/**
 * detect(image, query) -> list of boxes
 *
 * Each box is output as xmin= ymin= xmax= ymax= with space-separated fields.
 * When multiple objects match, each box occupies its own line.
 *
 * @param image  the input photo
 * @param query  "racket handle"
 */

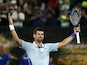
xmin=76 ymin=32 xmax=80 ymax=44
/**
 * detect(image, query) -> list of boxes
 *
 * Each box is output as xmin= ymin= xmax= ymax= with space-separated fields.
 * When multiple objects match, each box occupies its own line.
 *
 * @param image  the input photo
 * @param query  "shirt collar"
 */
xmin=33 ymin=41 xmax=44 ymax=48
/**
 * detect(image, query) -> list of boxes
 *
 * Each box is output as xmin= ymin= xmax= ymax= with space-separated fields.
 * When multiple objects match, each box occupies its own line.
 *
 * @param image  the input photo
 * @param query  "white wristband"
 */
xmin=9 ymin=24 xmax=15 ymax=30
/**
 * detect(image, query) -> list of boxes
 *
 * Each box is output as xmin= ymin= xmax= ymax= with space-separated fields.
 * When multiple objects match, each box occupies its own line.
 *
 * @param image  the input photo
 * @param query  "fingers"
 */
xmin=8 ymin=13 xmax=13 ymax=24
xmin=8 ymin=13 xmax=11 ymax=17
xmin=73 ymin=25 xmax=81 ymax=33
xmin=8 ymin=13 xmax=11 ymax=20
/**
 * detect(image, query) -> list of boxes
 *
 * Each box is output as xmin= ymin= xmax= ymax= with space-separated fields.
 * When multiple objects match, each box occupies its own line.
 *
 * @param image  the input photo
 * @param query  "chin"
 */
xmin=37 ymin=40 xmax=43 ymax=42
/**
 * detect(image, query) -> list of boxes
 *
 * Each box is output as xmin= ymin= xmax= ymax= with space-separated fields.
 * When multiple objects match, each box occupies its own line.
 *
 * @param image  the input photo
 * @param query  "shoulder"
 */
xmin=44 ymin=43 xmax=59 ymax=47
xmin=22 ymin=40 xmax=32 ymax=44
xmin=22 ymin=40 xmax=33 ymax=48
xmin=43 ymin=43 xmax=52 ymax=47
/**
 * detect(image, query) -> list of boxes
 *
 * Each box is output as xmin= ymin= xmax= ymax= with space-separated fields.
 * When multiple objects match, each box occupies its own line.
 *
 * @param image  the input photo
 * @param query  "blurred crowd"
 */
xmin=0 ymin=0 xmax=87 ymax=28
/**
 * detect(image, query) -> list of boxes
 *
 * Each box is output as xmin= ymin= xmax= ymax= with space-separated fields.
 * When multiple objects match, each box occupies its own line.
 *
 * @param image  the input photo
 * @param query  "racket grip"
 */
xmin=76 ymin=32 xmax=80 ymax=44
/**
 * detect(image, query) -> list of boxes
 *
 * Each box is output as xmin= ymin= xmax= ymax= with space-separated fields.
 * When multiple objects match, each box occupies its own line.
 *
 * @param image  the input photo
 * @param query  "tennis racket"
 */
xmin=70 ymin=8 xmax=81 ymax=44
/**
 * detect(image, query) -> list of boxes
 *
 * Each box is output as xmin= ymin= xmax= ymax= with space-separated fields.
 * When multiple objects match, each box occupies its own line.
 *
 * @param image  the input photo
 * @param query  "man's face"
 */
xmin=33 ymin=30 xmax=44 ymax=42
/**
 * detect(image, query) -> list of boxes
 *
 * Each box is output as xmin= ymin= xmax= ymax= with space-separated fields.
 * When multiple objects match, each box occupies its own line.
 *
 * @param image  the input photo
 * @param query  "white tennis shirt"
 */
xmin=22 ymin=40 xmax=59 ymax=65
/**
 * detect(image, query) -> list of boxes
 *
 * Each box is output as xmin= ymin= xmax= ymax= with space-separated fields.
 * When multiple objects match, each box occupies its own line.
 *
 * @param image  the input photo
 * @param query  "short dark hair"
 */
xmin=33 ymin=27 xmax=44 ymax=34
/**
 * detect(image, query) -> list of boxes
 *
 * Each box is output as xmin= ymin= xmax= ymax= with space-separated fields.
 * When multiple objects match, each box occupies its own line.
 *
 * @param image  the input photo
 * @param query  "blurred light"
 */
xmin=82 ymin=1 xmax=87 ymax=7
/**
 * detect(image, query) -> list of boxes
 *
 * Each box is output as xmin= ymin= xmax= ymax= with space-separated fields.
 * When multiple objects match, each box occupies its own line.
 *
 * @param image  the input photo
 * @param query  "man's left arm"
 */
xmin=58 ymin=26 xmax=80 ymax=48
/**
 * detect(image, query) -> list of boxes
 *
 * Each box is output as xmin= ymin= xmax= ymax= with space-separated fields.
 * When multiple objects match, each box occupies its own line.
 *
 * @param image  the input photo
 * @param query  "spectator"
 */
xmin=48 ymin=0 xmax=57 ymax=10
xmin=9 ymin=0 xmax=18 ymax=14
xmin=23 ymin=1 xmax=32 ymax=27
xmin=0 ymin=45 xmax=10 ymax=65
xmin=61 ymin=0 xmax=70 ymax=11
xmin=20 ymin=54 xmax=29 ymax=65
xmin=58 ymin=11 xmax=70 ymax=27
xmin=30 ymin=6 xmax=47 ymax=28
xmin=45 ymin=3 xmax=60 ymax=27
xmin=46 ymin=3 xmax=55 ymax=16
xmin=11 ymin=7 xmax=25 ymax=27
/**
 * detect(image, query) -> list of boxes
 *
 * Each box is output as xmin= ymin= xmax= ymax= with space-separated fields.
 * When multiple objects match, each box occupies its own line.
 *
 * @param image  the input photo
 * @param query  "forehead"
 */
xmin=36 ymin=30 xmax=44 ymax=34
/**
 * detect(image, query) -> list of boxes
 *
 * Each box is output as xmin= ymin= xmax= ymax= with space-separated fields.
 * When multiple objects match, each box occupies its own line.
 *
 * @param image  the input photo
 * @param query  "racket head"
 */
xmin=70 ymin=8 xmax=81 ymax=26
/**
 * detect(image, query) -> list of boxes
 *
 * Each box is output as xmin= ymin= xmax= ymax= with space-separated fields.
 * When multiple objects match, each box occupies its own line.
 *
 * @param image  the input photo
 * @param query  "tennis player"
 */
xmin=8 ymin=13 xmax=80 ymax=65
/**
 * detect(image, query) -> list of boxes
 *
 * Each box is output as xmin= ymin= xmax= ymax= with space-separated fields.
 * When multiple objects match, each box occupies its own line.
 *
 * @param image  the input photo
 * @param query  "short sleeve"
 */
xmin=22 ymin=40 xmax=31 ymax=51
xmin=46 ymin=43 xmax=59 ymax=52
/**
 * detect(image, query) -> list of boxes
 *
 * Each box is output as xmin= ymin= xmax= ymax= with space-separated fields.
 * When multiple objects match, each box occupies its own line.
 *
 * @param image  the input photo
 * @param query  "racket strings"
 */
xmin=70 ymin=8 xmax=81 ymax=26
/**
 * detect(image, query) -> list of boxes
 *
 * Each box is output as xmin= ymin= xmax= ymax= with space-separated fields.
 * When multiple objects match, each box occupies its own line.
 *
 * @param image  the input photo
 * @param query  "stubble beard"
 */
xmin=37 ymin=39 xmax=43 ymax=43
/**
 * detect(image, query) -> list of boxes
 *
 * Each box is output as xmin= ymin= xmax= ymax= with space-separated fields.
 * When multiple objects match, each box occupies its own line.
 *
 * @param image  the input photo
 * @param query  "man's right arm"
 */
xmin=8 ymin=13 xmax=22 ymax=46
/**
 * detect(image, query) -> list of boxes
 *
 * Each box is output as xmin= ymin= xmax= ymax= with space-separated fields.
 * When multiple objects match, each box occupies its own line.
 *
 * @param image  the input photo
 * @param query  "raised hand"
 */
xmin=73 ymin=25 xmax=81 ymax=43
xmin=8 ymin=13 xmax=13 ymax=24
xmin=73 ymin=25 xmax=81 ymax=33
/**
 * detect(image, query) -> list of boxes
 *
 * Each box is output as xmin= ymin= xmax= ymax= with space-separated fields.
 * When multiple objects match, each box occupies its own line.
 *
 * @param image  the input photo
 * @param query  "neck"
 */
xmin=35 ymin=41 xmax=42 ymax=47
